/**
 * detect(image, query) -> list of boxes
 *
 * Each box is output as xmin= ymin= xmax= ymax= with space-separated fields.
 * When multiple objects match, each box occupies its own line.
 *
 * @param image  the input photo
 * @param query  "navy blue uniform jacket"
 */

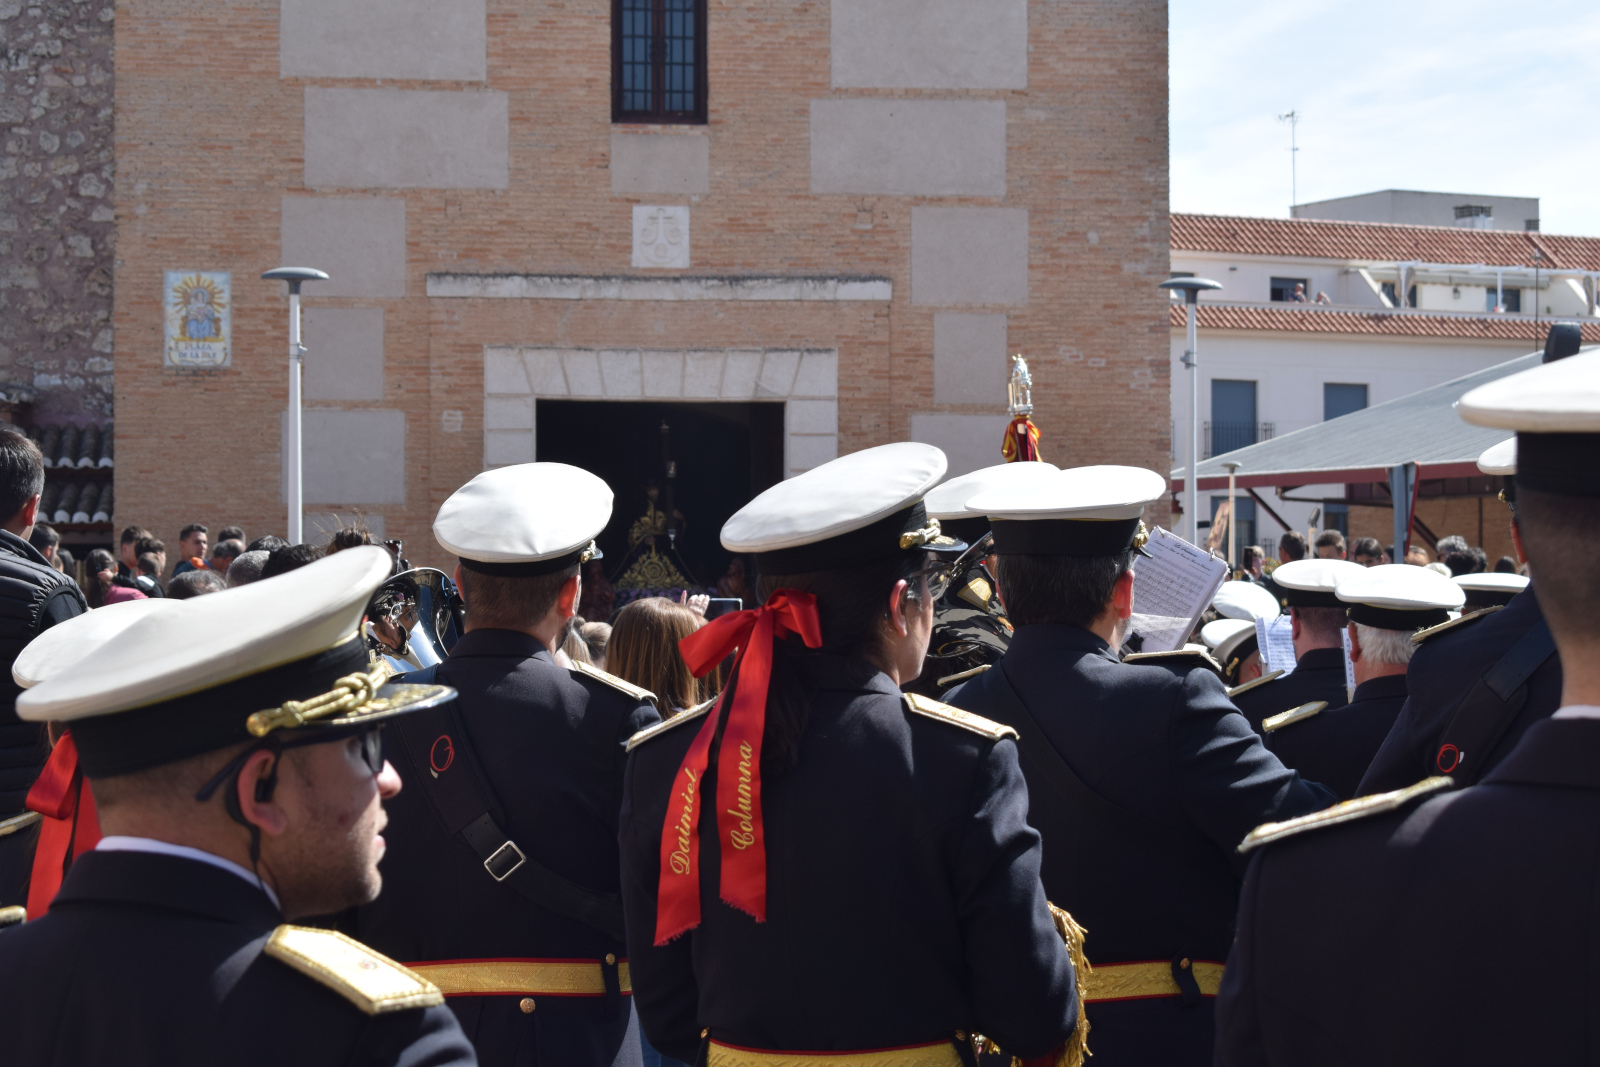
xmin=1218 ymin=715 xmax=1600 ymax=1066
xmin=1359 ymin=588 xmax=1562 ymax=795
xmin=947 ymin=624 xmax=1335 ymax=1067
xmin=1265 ymin=673 xmax=1406 ymax=800
xmin=1229 ymin=646 xmax=1349 ymax=736
xmin=0 ymin=850 xmax=474 ymax=1066
xmin=357 ymin=630 xmax=659 ymax=1067
xmin=619 ymin=654 xmax=1077 ymax=1065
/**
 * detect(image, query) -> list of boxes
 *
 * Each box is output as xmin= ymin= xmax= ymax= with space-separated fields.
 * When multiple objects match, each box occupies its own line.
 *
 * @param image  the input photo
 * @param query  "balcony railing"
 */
xmin=1204 ymin=421 xmax=1274 ymax=459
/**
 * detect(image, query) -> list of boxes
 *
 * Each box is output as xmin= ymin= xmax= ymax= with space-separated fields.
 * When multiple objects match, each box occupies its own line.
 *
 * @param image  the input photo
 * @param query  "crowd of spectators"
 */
xmin=1237 ymin=524 xmax=1520 ymax=586
xmin=52 ymin=519 xmax=379 ymax=607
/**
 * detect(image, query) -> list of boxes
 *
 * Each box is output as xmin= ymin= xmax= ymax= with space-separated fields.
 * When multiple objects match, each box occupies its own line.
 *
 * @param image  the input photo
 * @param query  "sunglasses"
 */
xmin=195 ymin=725 xmax=385 ymax=804
xmin=908 ymin=562 xmax=955 ymax=603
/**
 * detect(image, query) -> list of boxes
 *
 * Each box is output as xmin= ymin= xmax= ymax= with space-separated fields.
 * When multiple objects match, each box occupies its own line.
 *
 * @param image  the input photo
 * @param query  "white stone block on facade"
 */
xmin=910 ymin=412 xmax=1009 ymax=478
xmin=280 ymin=197 xmax=406 ymax=300
xmin=683 ymin=351 xmax=725 ymax=398
xmin=641 ymin=351 xmax=685 ymax=397
xmin=611 ymin=133 xmax=710 ymax=194
xmin=599 ymin=349 xmax=644 ymax=397
xmin=283 ymin=408 xmax=407 ymax=504
xmin=631 ymin=206 xmax=691 ymax=269
xmin=810 ymin=99 xmax=1006 ymax=197
xmin=484 ymin=396 xmax=534 ymax=431
xmin=281 ymin=0 xmax=487 ymax=81
xmin=524 ymin=349 xmax=569 ymax=395
xmin=792 ymin=350 xmax=840 ymax=397
xmin=304 ymin=88 xmax=509 ymax=190
xmin=720 ymin=350 xmax=762 ymax=398
xmin=831 ymin=0 xmax=1027 ymax=89
xmin=757 ymin=350 xmax=801 ymax=397
xmin=483 ymin=348 xmax=530 ymax=394
xmin=302 ymin=307 xmax=385 ymax=402
xmin=562 ymin=350 xmax=604 ymax=397
xmin=787 ymin=433 xmax=839 ymax=473
xmin=933 ymin=312 xmax=1009 ymax=405
xmin=911 ymin=207 xmax=1029 ymax=306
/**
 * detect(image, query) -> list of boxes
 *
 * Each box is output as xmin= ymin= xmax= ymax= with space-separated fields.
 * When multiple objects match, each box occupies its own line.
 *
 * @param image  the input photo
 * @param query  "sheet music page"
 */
xmin=1255 ymin=615 xmax=1298 ymax=677
xmin=1128 ymin=526 xmax=1229 ymax=654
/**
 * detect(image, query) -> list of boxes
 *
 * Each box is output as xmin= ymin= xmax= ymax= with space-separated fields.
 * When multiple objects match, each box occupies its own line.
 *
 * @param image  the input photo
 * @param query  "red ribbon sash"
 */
xmin=654 ymin=589 xmax=822 ymax=944
xmin=25 ymin=730 xmax=100 ymax=919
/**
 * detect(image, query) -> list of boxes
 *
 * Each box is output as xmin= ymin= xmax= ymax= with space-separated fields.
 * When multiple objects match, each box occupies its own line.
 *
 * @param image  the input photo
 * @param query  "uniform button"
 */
xmin=1179 ymin=958 xmax=1191 ymax=970
xmin=520 ymin=998 xmax=536 ymax=1014
xmin=701 ymin=1029 xmax=709 ymax=1039
xmin=605 ymin=953 xmax=617 ymax=965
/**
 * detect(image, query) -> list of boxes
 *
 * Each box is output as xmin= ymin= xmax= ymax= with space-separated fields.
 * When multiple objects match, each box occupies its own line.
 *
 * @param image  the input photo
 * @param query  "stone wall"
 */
xmin=0 ymin=0 xmax=115 ymax=422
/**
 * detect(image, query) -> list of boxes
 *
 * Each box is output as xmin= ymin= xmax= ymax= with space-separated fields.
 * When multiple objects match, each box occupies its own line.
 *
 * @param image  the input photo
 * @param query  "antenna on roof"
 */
xmin=1277 ymin=110 xmax=1300 ymax=213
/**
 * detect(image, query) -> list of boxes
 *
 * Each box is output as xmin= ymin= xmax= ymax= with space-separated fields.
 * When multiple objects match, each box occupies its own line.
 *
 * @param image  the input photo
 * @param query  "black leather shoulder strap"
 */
xmin=983 ymin=664 xmax=1220 ymax=870
xmin=391 ymin=688 xmax=627 ymax=943
xmin=1432 ymin=617 xmax=1557 ymax=784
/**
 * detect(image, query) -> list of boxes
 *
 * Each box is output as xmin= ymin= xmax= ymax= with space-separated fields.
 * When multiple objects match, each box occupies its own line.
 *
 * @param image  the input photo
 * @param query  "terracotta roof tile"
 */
xmin=1168 ymin=302 xmax=1600 ymax=341
xmin=1172 ymin=213 xmax=1600 ymax=270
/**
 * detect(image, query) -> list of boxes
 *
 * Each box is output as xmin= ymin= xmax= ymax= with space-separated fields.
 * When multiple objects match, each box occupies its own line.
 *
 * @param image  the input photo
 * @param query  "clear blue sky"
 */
xmin=1170 ymin=0 xmax=1600 ymax=236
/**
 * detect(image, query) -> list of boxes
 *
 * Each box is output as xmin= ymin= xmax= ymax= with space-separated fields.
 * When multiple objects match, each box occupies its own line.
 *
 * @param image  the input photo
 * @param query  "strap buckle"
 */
xmin=485 ymin=840 xmax=527 ymax=882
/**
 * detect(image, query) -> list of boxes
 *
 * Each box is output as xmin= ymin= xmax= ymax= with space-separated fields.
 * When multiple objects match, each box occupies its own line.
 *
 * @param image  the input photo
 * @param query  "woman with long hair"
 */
xmin=83 ymin=548 xmax=145 ymax=608
xmin=607 ymin=597 xmax=712 ymax=716
xmin=619 ymin=443 xmax=1081 ymax=1067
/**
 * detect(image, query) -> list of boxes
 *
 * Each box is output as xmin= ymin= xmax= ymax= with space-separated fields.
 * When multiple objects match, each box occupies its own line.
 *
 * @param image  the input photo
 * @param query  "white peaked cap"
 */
xmin=1476 ymin=438 xmax=1516 ymax=476
xmin=924 ymin=461 xmax=1062 ymax=520
xmin=19 ymin=546 xmax=395 ymax=723
xmin=1458 ymin=350 xmax=1600 ymax=432
xmin=968 ymin=465 xmax=1166 ymax=521
xmin=14 ymin=597 xmax=177 ymax=689
xmin=722 ymin=442 xmax=947 ymax=561
xmin=1454 ymin=572 xmax=1528 ymax=594
xmin=435 ymin=462 xmax=612 ymax=566
xmin=1201 ymin=618 xmax=1257 ymax=666
xmin=1336 ymin=563 xmax=1465 ymax=630
xmin=1212 ymin=580 xmax=1280 ymax=622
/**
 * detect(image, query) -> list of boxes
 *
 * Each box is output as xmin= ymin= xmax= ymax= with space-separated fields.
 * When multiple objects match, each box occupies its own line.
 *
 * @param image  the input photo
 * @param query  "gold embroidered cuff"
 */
xmin=408 ymin=959 xmax=633 ymax=997
xmin=707 ymin=1041 xmax=962 ymax=1067
xmin=1083 ymin=960 xmax=1224 ymax=1002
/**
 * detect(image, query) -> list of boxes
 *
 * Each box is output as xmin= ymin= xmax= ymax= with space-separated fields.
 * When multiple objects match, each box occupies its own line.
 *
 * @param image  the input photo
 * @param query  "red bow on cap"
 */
xmin=655 ymin=589 xmax=822 ymax=944
xmin=25 ymin=729 xmax=100 ymax=918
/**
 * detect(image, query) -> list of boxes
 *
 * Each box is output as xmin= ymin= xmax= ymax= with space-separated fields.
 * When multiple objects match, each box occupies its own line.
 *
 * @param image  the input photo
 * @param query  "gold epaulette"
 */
xmin=570 ymin=660 xmax=656 ymax=704
xmin=264 ymin=926 xmax=443 ymax=1015
xmin=0 ymin=905 xmax=24 ymax=928
xmin=1238 ymin=776 xmax=1455 ymax=854
xmin=902 ymin=692 xmax=1017 ymax=742
xmin=625 ymin=698 xmax=715 ymax=753
xmin=1123 ymin=648 xmax=1224 ymax=675
xmin=1413 ymin=605 xmax=1502 ymax=644
xmin=1226 ymin=669 xmax=1284 ymax=699
xmin=936 ymin=663 xmax=991 ymax=688
xmin=955 ymin=575 xmax=994 ymax=611
xmin=1261 ymin=701 xmax=1328 ymax=733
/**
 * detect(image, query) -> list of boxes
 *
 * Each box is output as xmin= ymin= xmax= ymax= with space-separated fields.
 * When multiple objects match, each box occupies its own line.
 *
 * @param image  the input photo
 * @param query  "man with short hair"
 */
xmin=356 ymin=463 xmax=659 ymax=1067
xmin=1313 ymin=530 xmax=1346 ymax=559
xmin=1263 ymin=565 xmax=1462 ymax=800
xmin=172 ymin=523 xmax=208 ymax=577
xmin=0 ymin=547 xmax=477 ymax=1065
xmin=1230 ymin=559 xmax=1360 ymax=735
xmin=118 ymin=525 xmax=151 ymax=579
xmin=167 ymin=568 xmax=226 ymax=600
xmin=260 ymin=543 xmax=321 ymax=580
xmin=226 ymin=550 xmax=269 ymax=588
xmin=28 ymin=522 xmax=59 ymax=566
xmin=946 ymin=465 xmax=1333 ymax=1065
xmin=247 ymin=535 xmax=289 ymax=555
xmin=218 ymin=525 xmax=245 ymax=545
xmin=0 ymin=431 xmax=89 ymax=908
xmin=209 ymin=538 xmax=244 ymax=577
xmin=134 ymin=538 xmax=167 ymax=598
xmin=1278 ymin=530 xmax=1308 ymax=564
xmin=1215 ymin=346 xmax=1600 ymax=1065
xmin=1351 ymin=537 xmax=1383 ymax=567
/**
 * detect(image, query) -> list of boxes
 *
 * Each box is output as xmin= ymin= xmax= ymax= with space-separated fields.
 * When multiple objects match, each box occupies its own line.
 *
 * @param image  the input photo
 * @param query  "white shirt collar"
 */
xmin=95 ymin=836 xmax=281 ymax=911
xmin=1552 ymin=705 xmax=1600 ymax=721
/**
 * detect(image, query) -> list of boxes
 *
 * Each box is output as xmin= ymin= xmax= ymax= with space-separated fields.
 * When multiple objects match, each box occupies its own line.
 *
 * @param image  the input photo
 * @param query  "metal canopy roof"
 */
xmin=1167 ymin=348 xmax=1587 ymax=493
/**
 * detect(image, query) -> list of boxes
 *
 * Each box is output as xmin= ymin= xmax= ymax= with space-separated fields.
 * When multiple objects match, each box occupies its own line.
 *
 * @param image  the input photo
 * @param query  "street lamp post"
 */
xmin=261 ymin=267 xmax=330 ymax=544
xmin=1222 ymin=460 xmax=1241 ymax=571
xmin=1158 ymin=275 xmax=1223 ymax=546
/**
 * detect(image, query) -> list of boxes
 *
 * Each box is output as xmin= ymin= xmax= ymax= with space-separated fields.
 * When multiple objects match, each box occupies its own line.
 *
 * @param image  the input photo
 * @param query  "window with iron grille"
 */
xmin=613 ymin=0 xmax=707 ymax=124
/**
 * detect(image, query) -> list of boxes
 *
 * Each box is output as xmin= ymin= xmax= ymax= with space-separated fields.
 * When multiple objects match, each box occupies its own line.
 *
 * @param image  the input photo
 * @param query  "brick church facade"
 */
xmin=98 ymin=0 xmax=1171 ymax=570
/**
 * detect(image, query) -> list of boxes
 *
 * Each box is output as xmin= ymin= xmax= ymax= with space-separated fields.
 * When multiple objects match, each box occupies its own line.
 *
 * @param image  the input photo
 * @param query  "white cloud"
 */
xmin=1171 ymin=0 xmax=1600 ymax=235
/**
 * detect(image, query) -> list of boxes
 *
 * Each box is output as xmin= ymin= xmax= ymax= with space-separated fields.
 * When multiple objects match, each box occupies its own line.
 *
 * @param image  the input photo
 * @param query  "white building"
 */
xmin=1292 ymin=189 xmax=1541 ymax=232
xmin=1169 ymin=211 xmax=1600 ymax=551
